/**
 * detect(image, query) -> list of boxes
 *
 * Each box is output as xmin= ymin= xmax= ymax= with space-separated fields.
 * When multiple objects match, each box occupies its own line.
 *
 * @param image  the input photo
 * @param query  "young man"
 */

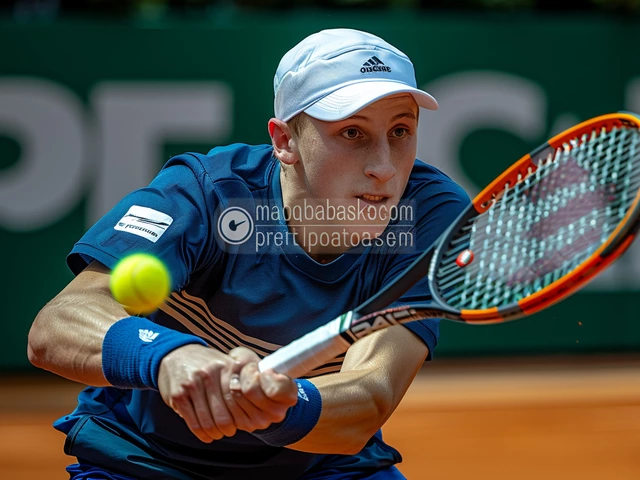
xmin=28 ymin=28 xmax=469 ymax=479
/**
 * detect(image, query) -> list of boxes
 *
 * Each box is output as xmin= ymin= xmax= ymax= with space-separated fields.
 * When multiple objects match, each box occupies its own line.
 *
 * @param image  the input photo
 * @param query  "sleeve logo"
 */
xmin=114 ymin=206 xmax=173 ymax=243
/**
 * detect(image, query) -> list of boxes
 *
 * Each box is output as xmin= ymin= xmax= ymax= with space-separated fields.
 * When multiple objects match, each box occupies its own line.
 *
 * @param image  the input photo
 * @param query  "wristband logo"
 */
xmin=218 ymin=207 xmax=254 ymax=245
xmin=139 ymin=329 xmax=159 ymax=343
xmin=296 ymin=382 xmax=309 ymax=402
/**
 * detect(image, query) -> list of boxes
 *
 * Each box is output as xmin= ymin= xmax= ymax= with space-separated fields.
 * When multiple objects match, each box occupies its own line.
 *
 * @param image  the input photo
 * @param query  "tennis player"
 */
xmin=28 ymin=28 xmax=469 ymax=479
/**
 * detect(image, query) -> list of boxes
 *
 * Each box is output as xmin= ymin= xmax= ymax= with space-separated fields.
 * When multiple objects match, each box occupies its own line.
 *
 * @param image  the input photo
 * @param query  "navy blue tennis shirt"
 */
xmin=55 ymin=143 xmax=469 ymax=479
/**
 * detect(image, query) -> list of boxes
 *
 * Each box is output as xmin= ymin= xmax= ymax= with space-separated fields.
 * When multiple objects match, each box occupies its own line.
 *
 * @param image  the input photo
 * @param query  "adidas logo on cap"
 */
xmin=360 ymin=56 xmax=391 ymax=73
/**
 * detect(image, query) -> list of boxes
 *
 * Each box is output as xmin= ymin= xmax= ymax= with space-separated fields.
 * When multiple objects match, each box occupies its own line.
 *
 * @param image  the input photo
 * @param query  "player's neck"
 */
xmin=280 ymin=175 xmax=350 ymax=263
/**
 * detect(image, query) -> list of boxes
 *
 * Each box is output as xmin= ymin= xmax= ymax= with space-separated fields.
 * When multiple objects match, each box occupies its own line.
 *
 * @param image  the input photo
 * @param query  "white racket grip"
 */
xmin=258 ymin=316 xmax=351 ymax=378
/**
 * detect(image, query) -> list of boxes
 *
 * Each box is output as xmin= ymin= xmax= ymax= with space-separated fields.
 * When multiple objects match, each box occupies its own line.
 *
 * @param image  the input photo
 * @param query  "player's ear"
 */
xmin=269 ymin=118 xmax=298 ymax=166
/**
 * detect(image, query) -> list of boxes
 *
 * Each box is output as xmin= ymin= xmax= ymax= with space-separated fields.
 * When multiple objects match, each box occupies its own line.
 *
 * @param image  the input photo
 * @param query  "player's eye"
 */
xmin=390 ymin=127 xmax=409 ymax=138
xmin=341 ymin=128 xmax=361 ymax=140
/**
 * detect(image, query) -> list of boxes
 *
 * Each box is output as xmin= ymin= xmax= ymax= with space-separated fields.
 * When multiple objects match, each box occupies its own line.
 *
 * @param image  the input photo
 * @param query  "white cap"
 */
xmin=273 ymin=28 xmax=438 ymax=122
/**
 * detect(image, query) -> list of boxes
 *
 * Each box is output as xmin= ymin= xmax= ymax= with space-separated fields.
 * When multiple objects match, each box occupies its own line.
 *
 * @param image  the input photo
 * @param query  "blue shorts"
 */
xmin=67 ymin=462 xmax=136 ymax=479
xmin=66 ymin=461 xmax=406 ymax=480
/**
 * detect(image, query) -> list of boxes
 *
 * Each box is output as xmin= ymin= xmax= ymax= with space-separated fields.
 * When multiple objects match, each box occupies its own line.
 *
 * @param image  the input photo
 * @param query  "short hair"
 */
xmin=286 ymin=113 xmax=307 ymax=138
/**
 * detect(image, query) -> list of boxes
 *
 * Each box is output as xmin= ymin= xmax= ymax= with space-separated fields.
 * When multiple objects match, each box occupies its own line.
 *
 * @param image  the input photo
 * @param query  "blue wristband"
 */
xmin=251 ymin=379 xmax=322 ymax=447
xmin=102 ymin=316 xmax=208 ymax=390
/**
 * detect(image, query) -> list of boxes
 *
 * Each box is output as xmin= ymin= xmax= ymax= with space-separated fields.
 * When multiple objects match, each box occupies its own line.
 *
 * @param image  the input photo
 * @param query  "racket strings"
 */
xmin=436 ymin=125 xmax=640 ymax=310
xmin=460 ymin=127 xmax=640 ymax=306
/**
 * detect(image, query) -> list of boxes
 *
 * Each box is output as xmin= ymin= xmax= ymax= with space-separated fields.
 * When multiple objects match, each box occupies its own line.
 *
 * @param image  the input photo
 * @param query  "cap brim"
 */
xmin=303 ymin=81 xmax=438 ymax=121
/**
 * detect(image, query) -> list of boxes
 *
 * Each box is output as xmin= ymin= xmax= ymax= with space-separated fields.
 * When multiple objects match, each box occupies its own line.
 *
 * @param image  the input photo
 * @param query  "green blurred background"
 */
xmin=1 ymin=0 xmax=639 ymax=371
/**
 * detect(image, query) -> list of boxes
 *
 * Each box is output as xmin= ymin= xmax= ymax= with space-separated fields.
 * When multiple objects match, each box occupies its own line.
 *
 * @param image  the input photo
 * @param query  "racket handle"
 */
xmin=258 ymin=316 xmax=351 ymax=379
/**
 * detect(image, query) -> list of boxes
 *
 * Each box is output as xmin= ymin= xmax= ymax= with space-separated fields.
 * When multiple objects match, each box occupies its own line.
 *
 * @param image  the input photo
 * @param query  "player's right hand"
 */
xmin=225 ymin=346 xmax=298 ymax=433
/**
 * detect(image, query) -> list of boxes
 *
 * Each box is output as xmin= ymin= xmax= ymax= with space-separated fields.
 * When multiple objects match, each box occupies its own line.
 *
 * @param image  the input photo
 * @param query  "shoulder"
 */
xmin=391 ymin=160 xmax=471 ymax=251
xmin=404 ymin=159 xmax=470 ymax=208
xmin=155 ymin=144 xmax=277 ymax=202
xmin=164 ymin=143 xmax=276 ymax=192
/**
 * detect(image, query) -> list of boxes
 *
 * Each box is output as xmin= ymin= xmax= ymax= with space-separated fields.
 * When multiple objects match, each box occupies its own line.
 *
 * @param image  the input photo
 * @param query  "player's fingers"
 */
xmin=228 ymin=346 xmax=261 ymax=366
xmin=218 ymin=366 xmax=255 ymax=432
xmin=225 ymin=374 xmax=273 ymax=432
xmin=224 ymin=351 xmax=275 ymax=429
xmin=226 ymin=354 xmax=266 ymax=428
xmin=258 ymin=369 xmax=299 ymax=406
xmin=198 ymin=370 xmax=237 ymax=438
xmin=187 ymin=376 xmax=230 ymax=442
xmin=238 ymin=364 xmax=293 ymax=424
xmin=167 ymin=386 xmax=216 ymax=444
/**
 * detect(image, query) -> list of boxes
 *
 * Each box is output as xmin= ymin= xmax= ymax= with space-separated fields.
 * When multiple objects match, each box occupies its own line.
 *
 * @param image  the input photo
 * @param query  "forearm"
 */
xmin=27 ymin=263 xmax=126 ymax=386
xmin=286 ymin=368 xmax=392 ymax=455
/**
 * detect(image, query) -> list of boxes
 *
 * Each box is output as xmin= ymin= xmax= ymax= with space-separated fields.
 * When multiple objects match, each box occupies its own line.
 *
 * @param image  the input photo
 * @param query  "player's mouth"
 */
xmin=356 ymin=194 xmax=390 ymax=206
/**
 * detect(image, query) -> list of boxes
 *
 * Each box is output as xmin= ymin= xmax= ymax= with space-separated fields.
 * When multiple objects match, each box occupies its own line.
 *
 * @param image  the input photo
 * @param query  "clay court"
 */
xmin=2 ymin=355 xmax=639 ymax=479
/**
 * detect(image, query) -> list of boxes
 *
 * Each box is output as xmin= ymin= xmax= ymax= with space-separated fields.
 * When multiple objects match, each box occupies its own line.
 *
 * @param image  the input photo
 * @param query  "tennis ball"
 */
xmin=110 ymin=253 xmax=171 ymax=315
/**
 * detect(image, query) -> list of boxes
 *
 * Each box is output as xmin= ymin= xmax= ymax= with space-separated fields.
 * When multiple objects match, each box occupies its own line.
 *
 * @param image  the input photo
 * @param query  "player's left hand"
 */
xmin=223 ymin=347 xmax=298 ymax=433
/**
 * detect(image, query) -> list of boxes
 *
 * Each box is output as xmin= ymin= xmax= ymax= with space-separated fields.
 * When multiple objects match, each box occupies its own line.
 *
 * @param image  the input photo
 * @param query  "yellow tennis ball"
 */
xmin=110 ymin=253 xmax=171 ymax=315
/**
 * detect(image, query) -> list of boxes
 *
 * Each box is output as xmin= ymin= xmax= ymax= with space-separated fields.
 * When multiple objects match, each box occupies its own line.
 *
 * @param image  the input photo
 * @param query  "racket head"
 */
xmin=426 ymin=112 xmax=640 ymax=324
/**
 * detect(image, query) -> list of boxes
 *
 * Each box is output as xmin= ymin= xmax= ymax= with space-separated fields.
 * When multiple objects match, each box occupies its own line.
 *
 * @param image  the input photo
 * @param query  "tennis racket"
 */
xmin=258 ymin=112 xmax=640 ymax=379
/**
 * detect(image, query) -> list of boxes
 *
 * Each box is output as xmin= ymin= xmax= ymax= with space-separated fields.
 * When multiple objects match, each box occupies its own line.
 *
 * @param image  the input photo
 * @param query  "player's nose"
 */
xmin=364 ymin=147 xmax=396 ymax=182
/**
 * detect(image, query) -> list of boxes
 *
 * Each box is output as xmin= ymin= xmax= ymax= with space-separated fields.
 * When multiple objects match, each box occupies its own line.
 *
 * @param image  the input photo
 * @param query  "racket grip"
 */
xmin=258 ymin=316 xmax=351 ymax=379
